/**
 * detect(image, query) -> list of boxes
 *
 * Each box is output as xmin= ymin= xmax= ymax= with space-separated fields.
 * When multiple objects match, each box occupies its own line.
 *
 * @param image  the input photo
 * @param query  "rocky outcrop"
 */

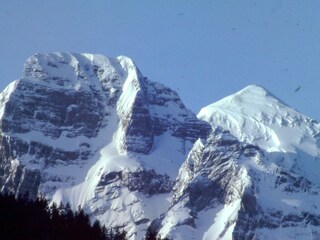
xmin=98 ymin=169 xmax=173 ymax=196
xmin=154 ymin=128 xmax=261 ymax=239
xmin=116 ymin=71 xmax=210 ymax=154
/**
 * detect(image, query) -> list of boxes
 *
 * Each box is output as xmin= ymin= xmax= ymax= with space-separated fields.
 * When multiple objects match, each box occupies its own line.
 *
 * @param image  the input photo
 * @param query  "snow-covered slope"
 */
xmin=198 ymin=85 xmax=320 ymax=154
xmin=0 ymin=52 xmax=210 ymax=239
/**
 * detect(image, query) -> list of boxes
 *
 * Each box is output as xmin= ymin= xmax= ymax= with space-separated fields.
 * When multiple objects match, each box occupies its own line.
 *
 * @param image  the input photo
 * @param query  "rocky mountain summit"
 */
xmin=0 ymin=53 xmax=210 ymax=239
xmin=1 ymin=53 xmax=320 ymax=239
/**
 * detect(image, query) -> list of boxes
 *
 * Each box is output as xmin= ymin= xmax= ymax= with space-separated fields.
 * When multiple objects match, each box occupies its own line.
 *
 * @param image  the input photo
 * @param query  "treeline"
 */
xmin=0 ymin=193 xmax=126 ymax=240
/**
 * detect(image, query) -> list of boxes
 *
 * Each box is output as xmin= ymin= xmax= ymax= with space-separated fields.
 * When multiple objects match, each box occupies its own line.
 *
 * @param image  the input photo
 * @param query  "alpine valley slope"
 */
xmin=1 ymin=53 xmax=320 ymax=240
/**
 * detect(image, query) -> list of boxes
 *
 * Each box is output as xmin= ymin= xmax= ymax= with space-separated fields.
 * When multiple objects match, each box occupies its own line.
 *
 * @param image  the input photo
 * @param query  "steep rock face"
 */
xmin=98 ymin=169 xmax=173 ymax=197
xmin=155 ymin=128 xmax=262 ymax=239
xmin=116 ymin=65 xmax=210 ymax=154
xmin=0 ymin=53 xmax=121 ymax=197
xmin=115 ymin=59 xmax=153 ymax=154
xmin=11 ymin=53 xmax=121 ymax=138
xmin=0 ymin=52 xmax=210 ymax=239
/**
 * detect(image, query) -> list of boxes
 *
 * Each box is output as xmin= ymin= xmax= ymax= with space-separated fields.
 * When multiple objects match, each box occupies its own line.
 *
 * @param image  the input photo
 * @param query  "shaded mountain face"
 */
xmin=1 ymin=54 xmax=320 ymax=240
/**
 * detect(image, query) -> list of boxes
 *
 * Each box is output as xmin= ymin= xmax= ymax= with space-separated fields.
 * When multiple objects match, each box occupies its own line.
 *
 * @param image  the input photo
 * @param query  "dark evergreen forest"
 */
xmin=0 ymin=193 xmax=126 ymax=240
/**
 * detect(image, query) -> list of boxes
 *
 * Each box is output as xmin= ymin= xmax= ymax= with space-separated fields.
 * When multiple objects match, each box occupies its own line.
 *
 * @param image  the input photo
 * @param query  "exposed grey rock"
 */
xmin=2 ymin=78 xmax=108 ymax=139
xmin=117 ymin=74 xmax=210 ymax=154
xmin=123 ymin=169 xmax=173 ymax=196
xmin=173 ymin=128 xmax=256 ymax=208
xmin=98 ymin=169 xmax=173 ymax=197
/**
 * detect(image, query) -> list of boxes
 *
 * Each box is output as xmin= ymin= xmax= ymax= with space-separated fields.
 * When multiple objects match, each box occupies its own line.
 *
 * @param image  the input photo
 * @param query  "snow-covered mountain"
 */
xmin=0 ymin=52 xmax=210 ymax=239
xmin=198 ymin=85 xmax=320 ymax=185
xmin=159 ymin=84 xmax=320 ymax=240
xmin=155 ymin=128 xmax=320 ymax=240
xmin=1 ymin=54 xmax=320 ymax=240
xmin=149 ymin=85 xmax=320 ymax=240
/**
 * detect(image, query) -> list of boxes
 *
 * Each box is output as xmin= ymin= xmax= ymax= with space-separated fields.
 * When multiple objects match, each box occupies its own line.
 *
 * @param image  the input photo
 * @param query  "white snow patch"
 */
xmin=202 ymin=200 xmax=241 ymax=240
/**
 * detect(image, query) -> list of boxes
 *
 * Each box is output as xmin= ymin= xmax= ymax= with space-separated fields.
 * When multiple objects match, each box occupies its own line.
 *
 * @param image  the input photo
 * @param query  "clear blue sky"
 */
xmin=1 ymin=0 xmax=320 ymax=120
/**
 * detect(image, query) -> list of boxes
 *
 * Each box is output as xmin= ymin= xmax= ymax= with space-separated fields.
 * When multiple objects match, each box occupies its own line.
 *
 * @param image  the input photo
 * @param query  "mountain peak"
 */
xmin=237 ymin=84 xmax=276 ymax=100
xmin=23 ymin=52 xmax=128 ymax=85
xmin=198 ymin=84 xmax=320 ymax=158
xmin=0 ymin=52 xmax=211 ymax=238
xmin=238 ymin=84 xmax=268 ymax=94
xmin=210 ymin=84 xmax=287 ymax=110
